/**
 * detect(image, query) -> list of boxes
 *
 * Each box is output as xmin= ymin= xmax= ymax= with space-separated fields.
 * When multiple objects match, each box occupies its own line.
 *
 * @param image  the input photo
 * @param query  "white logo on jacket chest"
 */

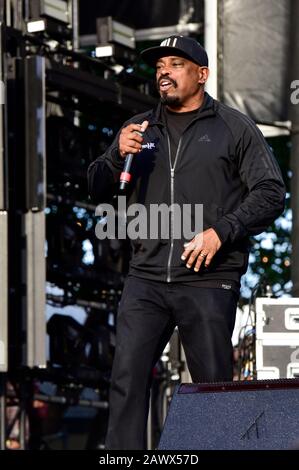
xmin=142 ymin=142 xmax=156 ymax=150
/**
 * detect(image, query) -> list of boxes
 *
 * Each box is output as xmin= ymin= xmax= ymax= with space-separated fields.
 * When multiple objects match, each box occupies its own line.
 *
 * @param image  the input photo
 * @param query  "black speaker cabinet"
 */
xmin=158 ymin=379 xmax=299 ymax=450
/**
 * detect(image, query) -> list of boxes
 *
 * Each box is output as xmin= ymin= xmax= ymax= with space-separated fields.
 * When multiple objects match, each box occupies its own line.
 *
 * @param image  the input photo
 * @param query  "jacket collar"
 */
xmin=149 ymin=92 xmax=216 ymax=127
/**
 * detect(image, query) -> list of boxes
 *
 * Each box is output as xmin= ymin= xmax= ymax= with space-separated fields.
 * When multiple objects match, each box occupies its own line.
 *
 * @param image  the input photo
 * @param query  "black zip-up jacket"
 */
xmin=88 ymin=93 xmax=286 ymax=283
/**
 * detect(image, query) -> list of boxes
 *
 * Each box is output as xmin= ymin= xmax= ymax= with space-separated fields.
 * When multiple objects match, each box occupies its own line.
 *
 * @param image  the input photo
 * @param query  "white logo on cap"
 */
xmin=160 ymin=37 xmax=178 ymax=47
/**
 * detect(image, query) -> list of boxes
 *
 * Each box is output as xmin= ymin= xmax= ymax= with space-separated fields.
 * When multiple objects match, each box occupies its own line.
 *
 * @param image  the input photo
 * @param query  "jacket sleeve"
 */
xmin=87 ymin=131 xmax=124 ymax=204
xmin=212 ymin=122 xmax=286 ymax=244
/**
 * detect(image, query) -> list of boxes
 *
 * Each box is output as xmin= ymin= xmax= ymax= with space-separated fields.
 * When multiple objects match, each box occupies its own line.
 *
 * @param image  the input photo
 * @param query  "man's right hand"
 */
xmin=119 ymin=120 xmax=149 ymax=158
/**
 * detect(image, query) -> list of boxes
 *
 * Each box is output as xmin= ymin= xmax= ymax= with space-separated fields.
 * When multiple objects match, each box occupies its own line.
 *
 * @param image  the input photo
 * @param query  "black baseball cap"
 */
xmin=140 ymin=35 xmax=208 ymax=68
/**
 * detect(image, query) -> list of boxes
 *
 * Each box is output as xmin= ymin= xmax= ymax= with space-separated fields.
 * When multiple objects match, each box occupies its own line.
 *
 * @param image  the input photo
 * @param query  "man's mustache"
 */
xmin=157 ymin=77 xmax=178 ymax=88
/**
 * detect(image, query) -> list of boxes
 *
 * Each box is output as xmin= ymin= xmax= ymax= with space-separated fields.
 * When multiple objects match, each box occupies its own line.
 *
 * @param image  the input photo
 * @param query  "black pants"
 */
xmin=105 ymin=276 xmax=238 ymax=450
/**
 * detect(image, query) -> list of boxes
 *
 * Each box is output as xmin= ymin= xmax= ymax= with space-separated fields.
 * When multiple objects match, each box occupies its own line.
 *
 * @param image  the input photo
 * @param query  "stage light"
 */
xmin=96 ymin=17 xmax=135 ymax=50
xmin=26 ymin=16 xmax=71 ymax=40
xmin=27 ymin=19 xmax=46 ymax=33
xmin=26 ymin=1 xmax=72 ymax=41
xmin=95 ymin=45 xmax=114 ymax=58
xmin=91 ymin=17 xmax=137 ymax=65
xmin=94 ymin=43 xmax=136 ymax=65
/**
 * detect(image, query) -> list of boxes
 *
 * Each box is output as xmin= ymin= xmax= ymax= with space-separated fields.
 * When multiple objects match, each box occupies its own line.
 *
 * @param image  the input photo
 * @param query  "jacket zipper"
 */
xmin=166 ymin=133 xmax=182 ymax=282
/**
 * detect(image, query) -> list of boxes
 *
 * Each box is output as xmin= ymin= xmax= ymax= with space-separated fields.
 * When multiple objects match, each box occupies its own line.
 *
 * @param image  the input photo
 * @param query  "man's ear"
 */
xmin=198 ymin=67 xmax=209 ymax=85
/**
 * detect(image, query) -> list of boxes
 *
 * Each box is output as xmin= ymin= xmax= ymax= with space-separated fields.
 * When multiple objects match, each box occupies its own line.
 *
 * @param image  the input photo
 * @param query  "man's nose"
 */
xmin=159 ymin=65 xmax=171 ymax=75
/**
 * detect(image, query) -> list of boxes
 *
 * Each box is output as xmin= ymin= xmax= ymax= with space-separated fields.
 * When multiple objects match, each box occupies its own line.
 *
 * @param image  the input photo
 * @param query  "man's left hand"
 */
xmin=181 ymin=228 xmax=222 ymax=272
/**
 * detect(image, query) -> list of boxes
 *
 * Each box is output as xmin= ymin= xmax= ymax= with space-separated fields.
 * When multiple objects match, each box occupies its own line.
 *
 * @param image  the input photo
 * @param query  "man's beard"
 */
xmin=156 ymin=77 xmax=180 ymax=107
xmin=160 ymin=93 xmax=181 ymax=107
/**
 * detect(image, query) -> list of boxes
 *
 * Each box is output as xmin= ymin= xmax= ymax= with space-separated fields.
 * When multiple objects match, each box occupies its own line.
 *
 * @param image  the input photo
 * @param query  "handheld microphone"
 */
xmin=119 ymin=132 xmax=142 ymax=191
xmin=119 ymin=121 xmax=148 ymax=191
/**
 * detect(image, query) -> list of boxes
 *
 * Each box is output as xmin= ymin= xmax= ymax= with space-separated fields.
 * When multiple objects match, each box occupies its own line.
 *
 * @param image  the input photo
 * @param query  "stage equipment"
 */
xmin=256 ymin=297 xmax=299 ymax=379
xmin=94 ymin=17 xmax=136 ymax=65
xmin=159 ymin=379 xmax=299 ymax=450
xmin=0 ymin=21 xmax=8 ymax=372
